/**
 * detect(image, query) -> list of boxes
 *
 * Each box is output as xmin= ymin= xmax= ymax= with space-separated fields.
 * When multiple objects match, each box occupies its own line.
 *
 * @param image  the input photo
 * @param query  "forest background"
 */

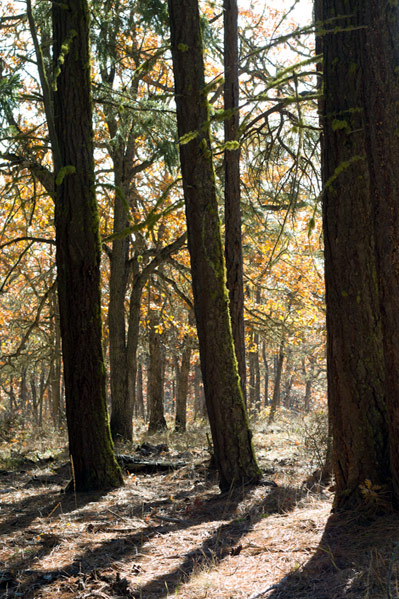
xmin=3 ymin=1 xmax=399 ymax=598
xmin=0 ymin=0 xmax=324 ymax=438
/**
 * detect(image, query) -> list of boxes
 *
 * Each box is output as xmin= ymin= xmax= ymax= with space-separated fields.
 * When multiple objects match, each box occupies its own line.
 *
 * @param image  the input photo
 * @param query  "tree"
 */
xmin=147 ymin=305 xmax=167 ymax=433
xmin=52 ymin=0 xmax=123 ymax=490
xmin=223 ymin=0 xmax=246 ymax=400
xmin=316 ymin=0 xmax=399 ymax=509
xmin=91 ymin=0 xmax=185 ymax=441
xmin=168 ymin=0 xmax=261 ymax=490
xmin=174 ymin=330 xmax=193 ymax=432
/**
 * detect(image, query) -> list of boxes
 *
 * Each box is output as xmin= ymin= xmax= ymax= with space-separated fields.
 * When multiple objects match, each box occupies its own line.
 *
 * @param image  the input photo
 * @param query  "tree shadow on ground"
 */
xmin=260 ymin=510 xmax=399 ymax=599
xmin=0 ymin=467 xmax=310 ymax=599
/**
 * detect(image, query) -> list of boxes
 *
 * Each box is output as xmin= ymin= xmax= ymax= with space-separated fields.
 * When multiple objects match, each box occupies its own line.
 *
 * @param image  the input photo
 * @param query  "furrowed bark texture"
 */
xmin=168 ymin=0 xmax=260 ymax=490
xmin=223 ymin=0 xmax=246 ymax=400
xmin=108 ymin=166 xmax=131 ymax=441
xmin=53 ymin=0 xmax=123 ymax=490
xmin=318 ymin=0 xmax=399 ymax=509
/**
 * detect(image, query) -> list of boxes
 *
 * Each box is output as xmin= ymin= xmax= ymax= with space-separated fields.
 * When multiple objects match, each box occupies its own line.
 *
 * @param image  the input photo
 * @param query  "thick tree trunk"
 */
xmin=168 ymin=0 xmax=260 ymax=490
xmin=223 ymin=0 xmax=246 ymax=400
xmin=317 ymin=0 xmax=398 ymax=508
xmin=53 ymin=0 xmax=122 ymax=490
xmin=49 ymin=295 xmax=62 ymax=428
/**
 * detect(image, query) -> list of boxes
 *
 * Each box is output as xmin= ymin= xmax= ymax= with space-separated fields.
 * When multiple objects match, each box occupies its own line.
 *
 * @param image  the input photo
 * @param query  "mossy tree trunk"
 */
xmin=52 ymin=0 xmax=123 ymax=490
xmin=224 ymin=0 xmax=246 ymax=401
xmin=168 ymin=0 xmax=261 ymax=490
xmin=316 ymin=0 xmax=399 ymax=509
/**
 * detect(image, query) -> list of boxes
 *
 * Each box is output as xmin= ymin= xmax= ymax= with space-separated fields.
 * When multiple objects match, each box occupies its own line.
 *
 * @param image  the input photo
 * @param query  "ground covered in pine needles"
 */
xmin=1 ymin=412 xmax=399 ymax=599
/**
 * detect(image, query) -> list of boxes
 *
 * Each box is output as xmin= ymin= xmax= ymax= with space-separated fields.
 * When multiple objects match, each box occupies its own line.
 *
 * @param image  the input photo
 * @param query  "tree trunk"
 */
xmin=223 ymin=0 xmax=246 ymax=401
xmin=262 ymin=341 xmax=269 ymax=406
xmin=317 ymin=0 xmax=397 ymax=508
xmin=50 ymin=295 xmax=62 ymax=427
xmin=168 ymin=0 xmax=260 ymax=490
xmin=175 ymin=336 xmax=192 ymax=432
xmin=304 ymin=379 xmax=312 ymax=413
xmin=193 ymin=361 xmax=206 ymax=419
xmin=302 ymin=356 xmax=315 ymax=413
xmin=52 ymin=0 xmax=123 ymax=490
xmin=108 ymin=162 xmax=131 ymax=440
xmin=136 ymin=361 xmax=145 ymax=419
xmin=282 ymin=349 xmax=293 ymax=408
xmin=248 ymin=336 xmax=256 ymax=409
xmin=147 ymin=310 xmax=167 ymax=433
xmin=30 ymin=372 xmax=38 ymax=426
xmin=268 ymin=341 xmax=285 ymax=423
xmin=126 ymin=261 xmax=143 ymax=426
xmin=38 ymin=364 xmax=46 ymax=427
xmin=20 ymin=368 xmax=27 ymax=413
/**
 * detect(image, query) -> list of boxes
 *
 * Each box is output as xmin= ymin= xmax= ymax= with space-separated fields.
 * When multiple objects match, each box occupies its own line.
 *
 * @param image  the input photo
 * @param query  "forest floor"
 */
xmin=1 ymin=411 xmax=399 ymax=599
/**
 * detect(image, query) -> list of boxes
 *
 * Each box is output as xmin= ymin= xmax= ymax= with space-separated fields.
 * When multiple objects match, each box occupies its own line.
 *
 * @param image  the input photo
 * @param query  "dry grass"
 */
xmin=0 ymin=411 xmax=399 ymax=599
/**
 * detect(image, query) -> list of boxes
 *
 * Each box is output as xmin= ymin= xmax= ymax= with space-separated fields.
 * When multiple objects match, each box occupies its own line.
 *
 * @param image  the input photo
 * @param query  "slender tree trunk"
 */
xmin=223 ymin=0 xmax=246 ymax=401
xmin=30 ymin=373 xmax=38 ymax=426
xmin=317 ymin=0 xmax=395 ymax=508
xmin=38 ymin=365 xmax=46 ymax=427
xmin=147 ymin=310 xmax=167 ymax=433
xmin=136 ymin=361 xmax=145 ymax=419
xmin=282 ymin=349 xmax=293 ymax=408
xmin=52 ymin=0 xmax=122 ymax=490
xmin=248 ymin=335 xmax=256 ymax=409
xmin=126 ymin=261 xmax=143 ymax=424
xmin=302 ymin=356 xmax=315 ymax=413
xmin=262 ymin=341 xmax=269 ymax=406
xmin=193 ymin=361 xmax=206 ymax=419
xmin=175 ymin=336 xmax=192 ymax=432
xmin=20 ymin=368 xmax=27 ymax=413
xmin=268 ymin=341 xmax=285 ymax=423
xmin=109 ymin=161 xmax=131 ymax=441
xmin=304 ymin=379 xmax=312 ymax=412
xmin=168 ymin=0 xmax=260 ymax=490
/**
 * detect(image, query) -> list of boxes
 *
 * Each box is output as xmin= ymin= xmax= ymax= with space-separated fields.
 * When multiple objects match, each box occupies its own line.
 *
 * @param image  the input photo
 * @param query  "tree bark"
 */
xmin=52 ymin=0 xmax=123 ymax=490
xmin=108 ymin=160 xmax=131 ymax=441
xmin=168 ymin=0 xmax=260 ymax=490
xmin=174 ymin=336 xmax=192 ymax=432
xmin=317 ymin=0 xmax=398 ymax=508
xmin=262 ymin=341 xmax=269 ymax=406
xmin=136 ymin=361 xmax=145 ymax=419
xmin=282 ymin=348 xmax=293 ymax=408
xmin=268 ymin=341 xmax=285 ymax=423
xmin=193 ymin=361 xmax=206 ymax=419
xmin=49 ymin=294 xmax=62 ymax=427
xmin=147 ymin=309 xmax=167 ymax=433
xmin=224 ymin=0 xmax=246 ymax=401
